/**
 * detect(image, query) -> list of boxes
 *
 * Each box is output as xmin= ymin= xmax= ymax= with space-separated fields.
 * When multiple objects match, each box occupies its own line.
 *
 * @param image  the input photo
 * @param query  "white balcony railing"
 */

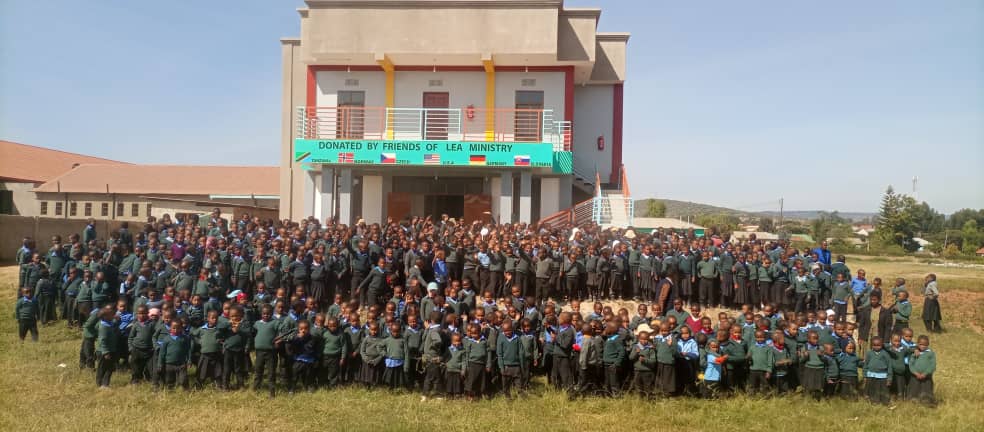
xmin=296 ymin=106 xmax=572 ymax=151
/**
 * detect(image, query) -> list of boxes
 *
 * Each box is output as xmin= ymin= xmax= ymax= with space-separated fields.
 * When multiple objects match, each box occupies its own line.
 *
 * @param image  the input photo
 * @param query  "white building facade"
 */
xmin=279 ymin=0 xmax=628 ymax=224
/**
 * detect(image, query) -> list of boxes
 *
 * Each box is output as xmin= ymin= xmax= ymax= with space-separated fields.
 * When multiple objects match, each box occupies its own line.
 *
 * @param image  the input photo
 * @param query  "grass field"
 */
xmin=1 ymin=256 xmax=983 ymax=431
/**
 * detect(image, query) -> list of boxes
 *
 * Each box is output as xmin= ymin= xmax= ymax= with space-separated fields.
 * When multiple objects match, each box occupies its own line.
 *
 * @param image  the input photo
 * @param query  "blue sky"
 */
xmin=1 ymin=0 xmax=981 ymax=213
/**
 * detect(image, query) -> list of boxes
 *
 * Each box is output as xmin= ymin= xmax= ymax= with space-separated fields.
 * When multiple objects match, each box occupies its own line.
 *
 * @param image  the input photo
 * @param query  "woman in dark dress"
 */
xmin=309 ymin=251 xmax=327 ymax=311
xmin=922 ymin=274 xmax=943 ymax=332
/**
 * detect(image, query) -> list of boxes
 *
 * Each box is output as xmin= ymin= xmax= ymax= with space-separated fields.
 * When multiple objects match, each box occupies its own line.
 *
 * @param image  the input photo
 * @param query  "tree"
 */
xmin=759 ymin=217 xmax=775 ymax=233
xmin=809 ymin=211 xmax=855 ymax=242
xmin=909 ymin=201 xmax=945 ymax=235
xmin=780 ymin=220 xmax=810 ymax=235
xmin=947 ymin=208 xmax=984 ymax=231
xmin=961 ymin=220 xmax=981 ymax=255
xmin=810 ymin=218 xmax=830 ymax=241
xmin=696 ymin=214 xmax=740 ymax=237
xmin=875 ymin=186 xmax=920 ymax=252
xmin=644 ymin=199 xmax=666 ymax=218
xmin=943 ymin=243 xmax=961 ymax=259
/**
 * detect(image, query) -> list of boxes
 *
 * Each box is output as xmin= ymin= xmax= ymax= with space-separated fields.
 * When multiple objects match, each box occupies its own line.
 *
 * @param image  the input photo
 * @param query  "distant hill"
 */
xmin=757 ymin=210 xmax=877 ymax=222
xmin=633 ymin=199 xmax=877 ymax=222
xmin=634 ymin=199 xmax=751 ymax=219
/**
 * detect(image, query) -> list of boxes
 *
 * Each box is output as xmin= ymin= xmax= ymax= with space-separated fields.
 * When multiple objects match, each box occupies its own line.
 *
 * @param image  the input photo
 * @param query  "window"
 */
xmin=69 ymin=202 xmax=77 ymax=216
xmin=131 ymin=203 xmax=139 ymax=217
xmin=336 ymin=90 xmax=365 ymax=139
xmin=40 ymin=202 xmax=48 ymax=215
xmin=0 ymin=190 xmax=11 ymax=215
xmin=515 ymin=90 xmax=544 ymax=142
xmin=55 ymin=202 xmax=63 ymax=216
xmin=146 ymin=204 xmax=152 ymax=217
xmin=101 ymin=203 xmax=109 ymax=217
xmin=84 ymin=203 xmax=92 ymax=216
xmin=117 ymin=203 xmax=124 ymax=217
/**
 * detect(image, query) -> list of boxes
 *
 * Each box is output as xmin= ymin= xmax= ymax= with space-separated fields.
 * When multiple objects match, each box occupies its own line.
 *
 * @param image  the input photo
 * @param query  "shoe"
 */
xmin=420 ymin=396 xmax=427 ymax=402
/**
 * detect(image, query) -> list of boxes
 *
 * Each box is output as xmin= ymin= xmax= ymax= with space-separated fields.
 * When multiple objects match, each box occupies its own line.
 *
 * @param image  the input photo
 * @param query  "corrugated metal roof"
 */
xmin=631 ymin=217 xmax=705 ymax=229
xmin=0 ymin=140 xmax=127 ymax=183
xmin=34 ymin=164 xmax=279 ymax=196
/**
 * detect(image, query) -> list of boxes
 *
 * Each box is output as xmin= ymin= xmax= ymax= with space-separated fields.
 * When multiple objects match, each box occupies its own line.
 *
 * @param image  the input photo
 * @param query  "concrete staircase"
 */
xmin=601 ymin=192 xmax=632 ymax=228
xmin=538 ymin=165 xmax=634 ymax=229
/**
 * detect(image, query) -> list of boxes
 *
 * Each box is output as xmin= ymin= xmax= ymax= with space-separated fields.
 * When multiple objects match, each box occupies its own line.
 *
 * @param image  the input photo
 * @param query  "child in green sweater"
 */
xmin=601 ymin=322 xmax=625 ymax=397
xmin=771 ymin=330 xmax=795 ymax=395
xmin=800 ymin=330 xmax=825 ymax=400
xmin=747 ymin=330 xmax=774 ymax=396
xmin=837 ymin=342 xmax=860 ymax=399
xmin=462 ymin=322 xmax=491 ymax=401
xmin=909 ymin=335 xmax=936 ymax=405
xmin=15 ymin=287 xmax=39 ymax=343
xmin=629 ymin=329 xmax=656 ymax=398
xmin=192 ymin=310 xmax=223 ymax=389
xmin=158 ymin=319 xmax=191 ymax=391
xmin=445 ymin=332 xmax=466 ymax=398
xmin=80 ymin=304 xmax=100 ymax=370
xmin=891 ymin=291 xmax=913 ymax=335
xmin=654 ymin=323 xmax=679 ymax=396
xmin=223 ymin=306 xmax=249 ymax=390
xmin=95 ymin=305 xmax=119 ymax=388
xmin=251 ymin=304 xmax=279 ymax=396
xmin=320 ymin=317 xmax=348 ymax=388
xmin=382 ymin=322 xmax=410 ymax=390
xmin=887 ymin=333 xmax=910 ymax=399
xmin=863 ymin=336 xmax=892 ymax=404
xmin=721 ymin=325 xmax=748 ymax=392
xmin=358 ymin=321 xmax=385 ymax=388
xmin=822 ymin=343 xmax=839 ymax=398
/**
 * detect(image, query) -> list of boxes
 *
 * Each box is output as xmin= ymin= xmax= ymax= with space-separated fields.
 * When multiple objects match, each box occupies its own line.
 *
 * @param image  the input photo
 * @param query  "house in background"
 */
xmin=912 ymin=237 xmax=933 ymax=252
xmin=631 ymin=217 xmax=705 ymax=237
xmin=0 ymin=140 xmax=127 ymax=215
xmin=32 ymin=164 xmax=281 ymax=222
xmin=730 ymin=231 xmax=779 ymax=243
xmin=1 ymin=141 xmax=281 ymax=222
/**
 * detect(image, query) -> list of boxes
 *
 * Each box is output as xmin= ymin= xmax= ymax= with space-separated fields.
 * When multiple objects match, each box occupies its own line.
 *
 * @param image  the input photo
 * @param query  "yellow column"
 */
xmin=377 ymin=54 xmax=395 ymax=139
xmin=483 ymin=57 xmax=495 ymax=142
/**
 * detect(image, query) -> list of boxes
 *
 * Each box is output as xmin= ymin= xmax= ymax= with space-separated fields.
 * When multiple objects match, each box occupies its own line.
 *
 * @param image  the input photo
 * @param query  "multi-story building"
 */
xmin=279 ymin=0 xmax=629 ymax=224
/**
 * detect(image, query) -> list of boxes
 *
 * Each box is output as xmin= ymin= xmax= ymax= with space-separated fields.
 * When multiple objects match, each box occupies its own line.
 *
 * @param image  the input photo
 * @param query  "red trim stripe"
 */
xmin=564 ymin=66 xmax=574 ymax=128
xmin=611 ymin=83 xmax=624 ymax=185
xmin=306 ymin=66 xmax=316 ymax=108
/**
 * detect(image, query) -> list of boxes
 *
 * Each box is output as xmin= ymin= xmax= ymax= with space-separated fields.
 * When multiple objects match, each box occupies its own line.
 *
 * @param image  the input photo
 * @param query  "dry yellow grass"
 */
xmin=1 ymin=258 xmax=983 ymax=431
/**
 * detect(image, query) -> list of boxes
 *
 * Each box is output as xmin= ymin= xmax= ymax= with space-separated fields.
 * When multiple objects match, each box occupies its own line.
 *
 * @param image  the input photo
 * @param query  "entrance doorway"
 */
xmin=515 ymin=90 xmax=543 ymax=142
xmin=422 ymin=92 xmax=450 ymax=140
xmin=424 ymin=195 xmax=464 ymax=220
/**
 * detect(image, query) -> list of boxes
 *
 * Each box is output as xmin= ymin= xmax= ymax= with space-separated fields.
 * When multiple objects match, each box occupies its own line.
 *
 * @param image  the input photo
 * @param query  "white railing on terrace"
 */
xmin=297 ymin=106 xmax=572 ymax=151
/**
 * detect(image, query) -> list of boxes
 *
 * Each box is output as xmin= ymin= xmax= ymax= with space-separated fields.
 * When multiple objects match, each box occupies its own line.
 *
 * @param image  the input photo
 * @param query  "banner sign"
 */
xmin=294 ymin=139 xmax=556 ymax=169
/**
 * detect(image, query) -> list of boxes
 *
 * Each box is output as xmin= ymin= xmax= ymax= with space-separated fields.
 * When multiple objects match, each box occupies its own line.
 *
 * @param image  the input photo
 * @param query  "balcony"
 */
xmin=296 ymin=106 xmax=572 ymax=152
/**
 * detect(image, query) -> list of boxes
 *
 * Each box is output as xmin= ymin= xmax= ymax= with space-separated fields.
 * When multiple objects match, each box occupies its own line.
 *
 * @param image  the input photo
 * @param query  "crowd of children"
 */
xmin=12 ymin=210 xmax=938 ymax=405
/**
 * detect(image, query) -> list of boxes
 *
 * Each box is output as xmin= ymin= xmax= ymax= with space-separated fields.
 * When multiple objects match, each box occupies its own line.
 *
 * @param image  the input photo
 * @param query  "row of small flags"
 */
xmin=336 ymin=152 xmax=530 ymax=166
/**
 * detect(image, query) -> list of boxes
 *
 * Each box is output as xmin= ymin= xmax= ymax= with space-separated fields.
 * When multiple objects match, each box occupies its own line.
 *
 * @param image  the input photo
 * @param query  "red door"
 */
xmin=422 ymin=92 xmax=450 ymax=140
